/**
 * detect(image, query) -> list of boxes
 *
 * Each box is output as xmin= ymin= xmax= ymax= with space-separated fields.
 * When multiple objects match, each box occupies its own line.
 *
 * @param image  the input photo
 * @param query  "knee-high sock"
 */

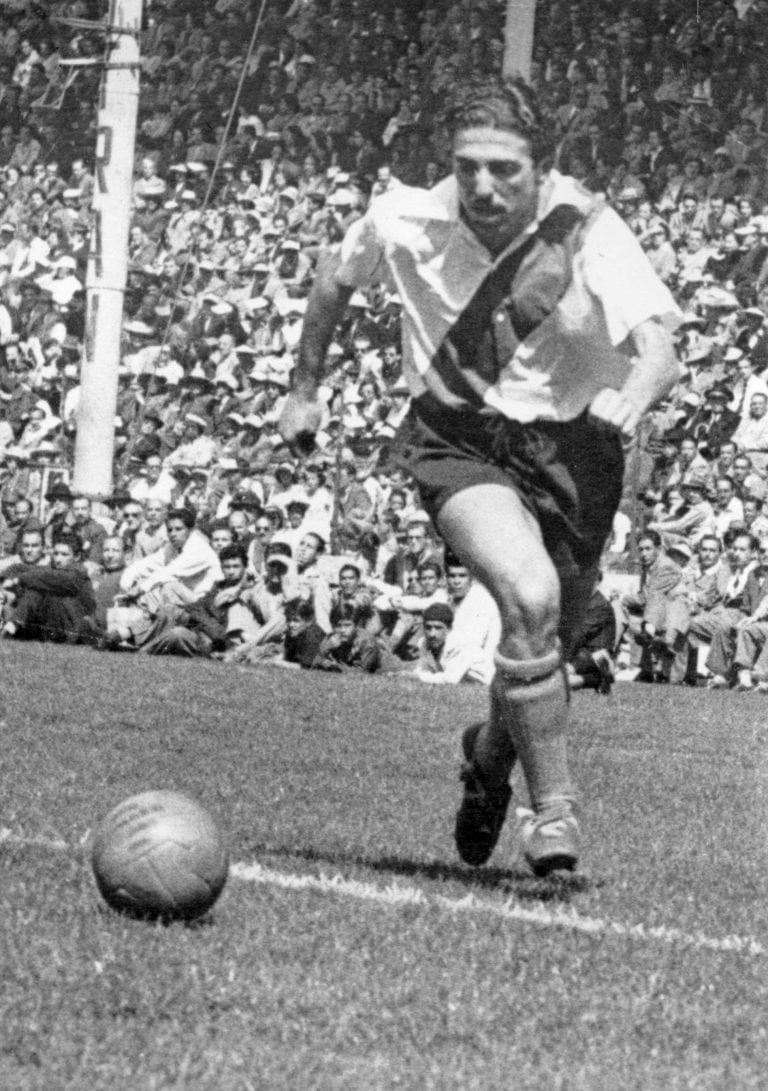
xmin=487 ymin=647 xmax=576 ymax=815
xmin=472 ymin=675 xmax=518 ymax=788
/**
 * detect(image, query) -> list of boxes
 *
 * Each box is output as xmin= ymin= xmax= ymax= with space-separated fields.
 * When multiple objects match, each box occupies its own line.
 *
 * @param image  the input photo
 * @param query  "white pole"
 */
xmin=503 ymin=0 xmax=536 ymax=82
xmin=73 ymin=0 xmax=143 ymax=499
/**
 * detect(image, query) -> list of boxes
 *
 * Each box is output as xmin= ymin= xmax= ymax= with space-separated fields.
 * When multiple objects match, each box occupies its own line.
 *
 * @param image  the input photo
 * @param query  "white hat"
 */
xmin=329 ymin=188 xmax=355 ymax=207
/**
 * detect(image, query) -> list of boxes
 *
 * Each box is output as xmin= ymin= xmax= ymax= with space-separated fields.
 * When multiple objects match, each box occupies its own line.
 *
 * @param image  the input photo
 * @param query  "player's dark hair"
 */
xmin=329 ymin=602 xmax=366 ymax=628
xmin=52 ymin=530 xmax=81 ymax=556
xmin=285 ymin=598 xmax=315 ymax=622
xmin=449 ymin=78 xmax=551 ymax=165
xmin=218 ymin=544 xmax=247 ymax=565
xmin=167 ymin=506 xmax=196 ymax=528
xmin=417 ymin=558 xmax=443 ymax=578
xmin=698 ymin=535 xmax=721 ymax=552
xmin=639 ymin=529 xmax=662 ymax=548
xmin=339 ymin=563 xmax=361 ymax=579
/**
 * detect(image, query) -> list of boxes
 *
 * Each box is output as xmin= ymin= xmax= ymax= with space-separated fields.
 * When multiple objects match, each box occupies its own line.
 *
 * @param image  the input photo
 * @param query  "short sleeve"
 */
xmin=581 ymin=206 xmax=682 ymax=347
xmin=337 ymin=212 xmax=386 ymax=288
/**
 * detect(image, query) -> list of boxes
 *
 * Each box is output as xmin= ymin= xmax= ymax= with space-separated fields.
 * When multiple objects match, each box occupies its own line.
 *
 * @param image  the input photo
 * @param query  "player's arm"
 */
xmin=589 ymin=317 xmax=680 ymax=437
xmin=280 ymin=249 xmax=354 ymax=448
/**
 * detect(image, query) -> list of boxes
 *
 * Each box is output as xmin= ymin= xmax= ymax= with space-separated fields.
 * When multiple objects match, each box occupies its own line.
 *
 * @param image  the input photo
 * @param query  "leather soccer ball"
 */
xmin=91 ymin=790 xmax=229 ymax=921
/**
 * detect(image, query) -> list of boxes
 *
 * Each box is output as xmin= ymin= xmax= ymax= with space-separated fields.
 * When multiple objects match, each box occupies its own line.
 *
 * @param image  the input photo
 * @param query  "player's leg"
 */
xmin=438 ymin=483 xmax=578 ymax=875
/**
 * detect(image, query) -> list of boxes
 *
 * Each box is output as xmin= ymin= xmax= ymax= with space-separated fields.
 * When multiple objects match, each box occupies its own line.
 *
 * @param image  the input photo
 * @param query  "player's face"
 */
xmin=20 ymin=534 xmax=43 ymax=564
xmin=211 ymin=529 xmax=234 ymax=553
xmin=221 ymin=557 xmax=245 ymax=584
xmin=51 ymin=543 xmax=75 ymax=569
xmin=419 ymin=569 xmax=439 ymax=594
xmin=424 ymin=620 xmax=448 ymax=651
xmin=446 ymin=565 xmax=471 ymax=599
xmin=166 ymin=518 xmax=191 ymax=550
xmin=732 ymin=536 xmax=754 ymax=568
xmin=102 ymin=539 xmax=125 ymax=570
xmin=334 ymin=619 xmax=356 ymax=643
xmin=339 ymin=570 xmax=359 ymax=594
xmin=453 ymin=127 xmax=539 ymax=252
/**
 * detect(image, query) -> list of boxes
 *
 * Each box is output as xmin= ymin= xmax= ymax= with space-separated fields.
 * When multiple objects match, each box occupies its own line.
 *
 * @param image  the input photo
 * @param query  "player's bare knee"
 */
xmin=496 ymin=576 xmax=560 ymax=660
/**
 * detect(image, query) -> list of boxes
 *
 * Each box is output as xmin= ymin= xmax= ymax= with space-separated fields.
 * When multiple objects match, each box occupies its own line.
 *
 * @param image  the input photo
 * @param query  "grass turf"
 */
xmin=1 ymin=640 xmax=767 ymax=1089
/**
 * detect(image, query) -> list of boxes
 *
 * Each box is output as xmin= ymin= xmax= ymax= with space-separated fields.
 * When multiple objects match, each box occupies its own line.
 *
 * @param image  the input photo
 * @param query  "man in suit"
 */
xmin=621 ymin=530 xmax=683 ymax=673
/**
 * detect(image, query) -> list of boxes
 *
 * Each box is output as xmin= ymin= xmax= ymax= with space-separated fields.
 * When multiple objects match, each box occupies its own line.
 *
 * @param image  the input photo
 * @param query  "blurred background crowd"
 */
xmin=3 ymin=0 xmax=768 ymax=690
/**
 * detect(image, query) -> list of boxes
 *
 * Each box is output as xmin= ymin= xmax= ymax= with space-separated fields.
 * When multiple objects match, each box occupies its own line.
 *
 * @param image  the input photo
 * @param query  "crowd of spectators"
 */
xmin=4 ymin=0 xmax=768 ymax=691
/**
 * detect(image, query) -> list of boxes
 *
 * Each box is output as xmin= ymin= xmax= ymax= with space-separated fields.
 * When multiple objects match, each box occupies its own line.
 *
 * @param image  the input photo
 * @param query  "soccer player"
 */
xmin=280 ymin=80 xmax=680 ymax=876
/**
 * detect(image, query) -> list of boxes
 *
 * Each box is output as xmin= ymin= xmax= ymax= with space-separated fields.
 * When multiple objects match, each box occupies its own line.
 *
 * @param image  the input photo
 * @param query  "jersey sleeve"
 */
xmin=336 ymin=211 xmax=387 ymax=288
xmin=581 ymin=206 xmax=682 ymax=348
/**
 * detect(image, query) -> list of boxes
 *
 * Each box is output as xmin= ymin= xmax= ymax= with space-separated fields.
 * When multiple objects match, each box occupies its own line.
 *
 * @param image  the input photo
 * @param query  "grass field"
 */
xmin=1 ymin=640 xmax=767 ymax=1090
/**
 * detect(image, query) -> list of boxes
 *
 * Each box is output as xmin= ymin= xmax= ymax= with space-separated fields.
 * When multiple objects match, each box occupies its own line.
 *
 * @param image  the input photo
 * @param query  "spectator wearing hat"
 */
xmin=695 ymin=387 xmax=740 ymax=456
xmin=43 ymin=479 xmax=73 ymax=548
xmin=163 ymin=413 xmax=219 ymax=471
xmin=735 ymin=306 xmax=768 ymax=373
xmin=648 ymin=473 xmax=717 ymax=553
xmin=641 ymin=219 xmax=677 ymax=285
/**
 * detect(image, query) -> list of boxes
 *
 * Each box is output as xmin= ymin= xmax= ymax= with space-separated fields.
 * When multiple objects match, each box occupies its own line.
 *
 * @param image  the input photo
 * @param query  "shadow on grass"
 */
xmin=246 ymin=840 xmax=593 ymax=904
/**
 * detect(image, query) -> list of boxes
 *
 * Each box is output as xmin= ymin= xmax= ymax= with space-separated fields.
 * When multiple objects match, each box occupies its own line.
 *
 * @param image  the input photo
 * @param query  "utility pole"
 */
xmin=71 ymin=0 xmax=143 ymax=499
xmin=503 ymin=0 xmax=536 ymax=82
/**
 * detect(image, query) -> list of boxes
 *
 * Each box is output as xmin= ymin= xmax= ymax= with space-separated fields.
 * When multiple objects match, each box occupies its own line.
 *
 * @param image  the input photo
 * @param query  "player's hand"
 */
xmin=588 ymin=388 xmax=642 ymax=438
xmin=279 ymin=391 xmax=322 ymax=454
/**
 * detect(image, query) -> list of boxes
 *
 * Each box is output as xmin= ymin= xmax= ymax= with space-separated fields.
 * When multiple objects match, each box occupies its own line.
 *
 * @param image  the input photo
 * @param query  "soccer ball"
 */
xmin=91 ymin=790 xmax=229 ymax=921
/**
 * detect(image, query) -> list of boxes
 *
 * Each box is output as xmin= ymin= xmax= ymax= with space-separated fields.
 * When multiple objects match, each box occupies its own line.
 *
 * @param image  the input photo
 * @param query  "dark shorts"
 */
xmin=394 ymin=396 xmax=624 ymax=588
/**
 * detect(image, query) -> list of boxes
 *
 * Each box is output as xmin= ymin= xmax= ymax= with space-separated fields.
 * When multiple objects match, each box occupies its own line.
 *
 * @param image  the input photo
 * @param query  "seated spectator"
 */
xmin=226 ymin=543 xmax=293 ymax=662
xmin=294 ymin=526 xmax=331 ymax=633
xmin=410 ymin=602 xmax=493 ymax=685
xmin=142 ymin=543 xmax=250 ymax=658
xmin=312 ymin=601 xmax=383 ymax=674
xmin=383 ymin=557 xmax=449 ymax=659
xmin=686 ymin=530 xmax=757 ymax=685
xmin=647 ymin=473 xmax=716 ymax=553
xmin=1 ymin=531 xmax=95 ymax=643
xmin=567 ymin=587 xmax=617 ymax=695
xmin=89 ymin=535 xmax=127 ymax=635
xmin=270 ymin=596 xmax=325 ymax=670
xmin=107 ymin=507 xmax=221 ymax=648
xmin=657 ymin=534 xmax=731 ymax=684
xmin=706 ymin=536 xmax=768 ymax=688
xmin=621 ymin=530 xmax=683 ymax=678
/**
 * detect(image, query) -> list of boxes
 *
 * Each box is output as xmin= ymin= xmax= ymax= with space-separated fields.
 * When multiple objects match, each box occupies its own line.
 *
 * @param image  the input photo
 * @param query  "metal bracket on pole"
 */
xmin=58 ymin=59 xmax=141 ymax=71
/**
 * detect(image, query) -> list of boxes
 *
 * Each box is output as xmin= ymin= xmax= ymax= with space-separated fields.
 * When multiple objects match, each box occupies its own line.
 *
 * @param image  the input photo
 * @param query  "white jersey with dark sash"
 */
xmin=336 ymin=171 xmax=681 ymax=424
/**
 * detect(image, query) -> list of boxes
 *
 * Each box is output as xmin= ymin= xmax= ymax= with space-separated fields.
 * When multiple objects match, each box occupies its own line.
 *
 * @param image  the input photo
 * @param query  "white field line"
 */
xmin=234 ymin=861 xmax=764 ymax=956
xmin=2 ymin=828 xmax=763 ymax=957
